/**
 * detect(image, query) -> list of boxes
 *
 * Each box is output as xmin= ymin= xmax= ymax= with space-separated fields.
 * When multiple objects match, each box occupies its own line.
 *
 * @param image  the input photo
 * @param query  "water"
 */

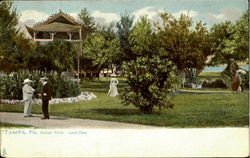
xmin=203 ymin=65 xmax=249 ymax=72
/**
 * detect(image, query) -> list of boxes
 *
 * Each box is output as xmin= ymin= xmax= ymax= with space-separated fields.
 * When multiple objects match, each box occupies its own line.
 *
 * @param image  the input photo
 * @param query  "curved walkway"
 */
xmin=1 ymin=112 xmax=248 ymax=157
xmin=0 ymin=112 xmax=162 ymax=129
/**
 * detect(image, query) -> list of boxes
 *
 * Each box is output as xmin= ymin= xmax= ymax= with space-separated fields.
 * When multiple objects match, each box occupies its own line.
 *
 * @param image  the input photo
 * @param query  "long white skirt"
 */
xmin=108 ymin=83 xmax=119 ymax=97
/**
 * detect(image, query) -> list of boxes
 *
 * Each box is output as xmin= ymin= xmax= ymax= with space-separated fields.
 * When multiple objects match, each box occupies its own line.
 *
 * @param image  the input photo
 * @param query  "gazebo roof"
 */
xmin=26 ymin=11 xmax=82 ymax=35
xmin=26 ymin=22 xmax=80 ymax=33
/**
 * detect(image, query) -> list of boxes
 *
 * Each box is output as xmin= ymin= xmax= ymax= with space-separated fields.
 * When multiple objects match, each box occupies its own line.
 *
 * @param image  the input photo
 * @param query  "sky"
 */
xmin=12 ymin=0 xmax=248 ymax=37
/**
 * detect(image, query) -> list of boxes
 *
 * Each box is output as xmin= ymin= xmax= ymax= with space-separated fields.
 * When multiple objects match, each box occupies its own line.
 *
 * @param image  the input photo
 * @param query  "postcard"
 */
xmin=0 ymin=0 xmax=249 ymax=157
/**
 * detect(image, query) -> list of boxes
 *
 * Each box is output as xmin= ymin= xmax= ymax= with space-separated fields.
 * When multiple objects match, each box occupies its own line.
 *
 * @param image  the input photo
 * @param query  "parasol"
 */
xmin=236 ymin=69 xmax=247 ymax=75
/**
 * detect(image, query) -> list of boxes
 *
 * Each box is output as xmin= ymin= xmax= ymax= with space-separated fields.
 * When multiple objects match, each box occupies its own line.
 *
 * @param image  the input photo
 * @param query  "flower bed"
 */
xmin=0 ymin=92 xmax=96 ymax=105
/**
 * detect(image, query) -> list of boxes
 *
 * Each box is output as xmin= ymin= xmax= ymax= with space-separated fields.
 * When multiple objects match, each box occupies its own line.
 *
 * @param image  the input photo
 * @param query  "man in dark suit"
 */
xmin=40 ymin=77 xmax=52 ymax=119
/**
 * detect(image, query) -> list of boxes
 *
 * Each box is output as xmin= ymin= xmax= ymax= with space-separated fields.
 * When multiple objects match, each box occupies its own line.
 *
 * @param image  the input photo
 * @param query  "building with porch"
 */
xmin=25 ymin=10 xmax=111 ymax=79
xmin=26 ymin=10 xmax=82 ymax=42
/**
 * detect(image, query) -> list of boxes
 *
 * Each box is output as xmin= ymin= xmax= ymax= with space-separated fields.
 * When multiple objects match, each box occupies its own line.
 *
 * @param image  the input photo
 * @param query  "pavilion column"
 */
xmin=50 ymin=32 xmax=56 ymax=40
xmin=79 ymin=27 xmax=82 ymax=41
xmin=67 ymin=32 xmax=73 ymax=40
xmin=77 ymin=28 xmax=82 ymax=84
xmin=33 ymin=31 xmax=38 ymax=40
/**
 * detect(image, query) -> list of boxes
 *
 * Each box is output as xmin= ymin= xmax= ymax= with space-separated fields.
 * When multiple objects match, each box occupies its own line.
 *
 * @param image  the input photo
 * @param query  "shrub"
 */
xmin=120 ymin=56 xmax=177 ymax=114
xmin=184 ymin=68 xmax=200 ymax=85
xmin=220 ymin=70 xmax=249 ymax=89
xmin=0 ymin=72 xmax=80 ymax=100
xmin=241 ymin=71 xmax=249 ymax=88
xmin=202 ymin=79 xmax=228 ymax=88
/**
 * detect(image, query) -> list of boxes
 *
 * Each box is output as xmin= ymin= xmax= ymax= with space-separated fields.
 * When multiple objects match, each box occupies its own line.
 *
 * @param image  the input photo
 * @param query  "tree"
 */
xmin=78 ymin=8 xmax=95 ymax=39
xmin=97 ymin=22 xmax=116 ymax=40
xmin=156 ymin=12 xmax=212 ymax=83
xmin=121 ymin=16 xmax=177 ymax=114
xmin=233 ymin=10 xmax=248 ymax=63
xmin=210 ymin=10 xmax=249 ymax=78
xmin=209 ymin=21 xmax=235 ymax=66
xmin=27 ymin=40 xmax=77 ymax=73
xmin=128 ymin=16 xmax=158 ymax=58
xmin=46 ymin=40 xmax=77 ymax=73
xmin=26 ymin=43 xmax=54 ymax=71
xmin=0 ymin=1 xmax=34 ymax=73
xmin=116 ymin=12 xmax=134 ymax=65
xmin=157 ymin=12 xmax=212 ymax=71
xmin=82 ymin=32 xmax=120 ymax=73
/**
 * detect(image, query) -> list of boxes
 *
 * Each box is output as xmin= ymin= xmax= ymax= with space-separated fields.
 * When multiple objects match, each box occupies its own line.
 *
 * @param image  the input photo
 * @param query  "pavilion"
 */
xmin=25 ymin=10 xmax=104 ymax=79
xmin=26 ymin=10 xmax=84 ymax=81
xmin=26 ymin=10 xmax=82 ymax=42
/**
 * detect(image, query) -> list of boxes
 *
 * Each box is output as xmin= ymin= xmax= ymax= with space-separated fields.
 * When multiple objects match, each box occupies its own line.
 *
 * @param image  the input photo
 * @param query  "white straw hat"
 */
xmin=23 ymin=79 xmax=33 ymax=84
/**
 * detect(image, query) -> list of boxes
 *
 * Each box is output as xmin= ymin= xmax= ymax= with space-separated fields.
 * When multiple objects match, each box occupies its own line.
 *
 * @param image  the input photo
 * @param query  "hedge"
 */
xmin=0 ymin=71 xmax=80 ymax=100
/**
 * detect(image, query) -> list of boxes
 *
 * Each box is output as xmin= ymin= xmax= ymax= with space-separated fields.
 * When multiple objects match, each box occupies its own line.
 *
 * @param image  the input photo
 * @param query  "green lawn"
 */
xmin=0 ymin=122 xmax=35 ymax=128
xmin=198 ymin=72 xmax=223 ymax=80
xmin=0 ymin=79 xmax=248 ymax=128
xmin=199 ymin=72 xmax=222 ymax=76
xmin=181 ymin=88 xmax=231 ymax=91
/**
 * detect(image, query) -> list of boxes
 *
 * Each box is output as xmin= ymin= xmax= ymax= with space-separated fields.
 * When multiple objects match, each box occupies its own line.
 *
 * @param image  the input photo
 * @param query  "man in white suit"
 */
xmin=22 ymin=78 xmax=35 ymax=117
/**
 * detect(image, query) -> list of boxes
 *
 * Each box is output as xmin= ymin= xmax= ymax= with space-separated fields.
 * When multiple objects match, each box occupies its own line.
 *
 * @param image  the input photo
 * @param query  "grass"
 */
xmin=0 ymin=79 xmax=248 ymax=128
xmin=181 ymin=88 xmax=231 ymax=91
xmin=81 ymin=78 xmax=128 ymax=93
xmin=198 ymin=72 xmax=223 ymax=80
xmin=0 ymin=122 xmax=35 ymax=128
xmin=199 ymin=72 xmax=222 ymax=76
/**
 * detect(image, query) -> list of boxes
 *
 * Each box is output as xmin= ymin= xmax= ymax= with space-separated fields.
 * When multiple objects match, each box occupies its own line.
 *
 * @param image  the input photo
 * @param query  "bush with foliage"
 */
xmin=0 ymin=72 xmax=80 ymax=100
xmin=50 ymin=75 xmax=80 ymax=98
xmin=184 ymin=69 xmax=200 ymax=85
xmin=220 ymin=70 xmax=248 ymax=89
xmin=202 ymin=79 xmax=228 ymax=88
xmin=119 ymin=16 xmax=177 ymax=114
xmin=240 ymin=70 xmax=249 ymax=89
xmin=121 ymin=56 xmax=177 ymax=114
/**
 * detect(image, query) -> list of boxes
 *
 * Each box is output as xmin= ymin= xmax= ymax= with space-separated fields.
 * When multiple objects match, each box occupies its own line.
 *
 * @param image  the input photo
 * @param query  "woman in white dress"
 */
xmin=108 ymin=74 xmax=119 ymax=97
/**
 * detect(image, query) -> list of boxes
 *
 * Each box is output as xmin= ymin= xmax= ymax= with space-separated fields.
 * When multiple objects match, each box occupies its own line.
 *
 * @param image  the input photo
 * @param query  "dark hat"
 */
xmin=40 ymin=77 xmax=48 ymax=81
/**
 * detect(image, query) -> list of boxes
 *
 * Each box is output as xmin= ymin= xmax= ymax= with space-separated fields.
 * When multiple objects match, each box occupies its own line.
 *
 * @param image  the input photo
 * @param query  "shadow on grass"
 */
xmin=87 ymin=108 xmax=140 ymax=116
xmin=82 ymin=88 xmax=108 ymax=93
xmin=81 ymin=79 xmax=128 ymax=93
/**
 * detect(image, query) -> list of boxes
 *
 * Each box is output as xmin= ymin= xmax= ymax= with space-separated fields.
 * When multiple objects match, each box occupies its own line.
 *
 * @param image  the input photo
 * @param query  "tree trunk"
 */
xmin=140 ymin=106 xmax=153 ymax=114
xmin=222 ymin=59 xmax=239 ymax=78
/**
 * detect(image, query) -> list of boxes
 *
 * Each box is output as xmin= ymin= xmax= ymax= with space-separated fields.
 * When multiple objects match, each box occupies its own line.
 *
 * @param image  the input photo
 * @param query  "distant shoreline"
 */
xmin=203 ymin=65 xmax=249 ymax=72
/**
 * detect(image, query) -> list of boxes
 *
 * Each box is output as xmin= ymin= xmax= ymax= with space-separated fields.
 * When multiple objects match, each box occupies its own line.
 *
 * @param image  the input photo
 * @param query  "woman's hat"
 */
xmin=23 ymin=79 xmax=33 ymax=84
